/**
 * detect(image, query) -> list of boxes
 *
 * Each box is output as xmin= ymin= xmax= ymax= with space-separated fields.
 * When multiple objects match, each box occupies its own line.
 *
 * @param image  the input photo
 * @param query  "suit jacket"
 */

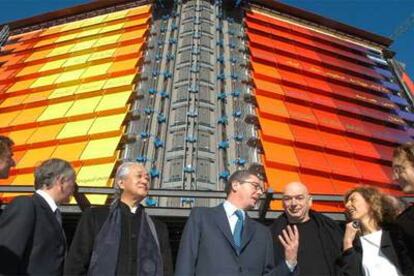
xmin=335 ymin=226 xmax=414 ymax=276
xmin=396 ymin=205 xmax=414 ymax=264
xmin=269 ymin=211 xmax=343 ymax=275
xmin=63 ymin=205 xmax=173 ymax=276
xmin=175 ymin=205 xmax=292 ymax=276
xmin=0 ymin=194 xmax=66 ymax=275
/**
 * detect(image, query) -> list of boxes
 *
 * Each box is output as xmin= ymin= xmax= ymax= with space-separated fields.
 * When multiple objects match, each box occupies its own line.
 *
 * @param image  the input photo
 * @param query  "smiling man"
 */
xmin=269 ymin=182 xmax=343 ymax=276
xmin=392 ymin=142 xmax=414 ymax=263
xmin=175 ymin=169 xmax=298 ymax=276
xmin=64 ymin=162 xmax=173 ymax=276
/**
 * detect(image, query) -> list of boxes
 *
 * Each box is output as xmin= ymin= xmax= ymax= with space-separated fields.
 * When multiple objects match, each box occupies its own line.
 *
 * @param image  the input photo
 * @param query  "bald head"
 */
xmin=282 ymin=182 xmax=312 ymax=223
xmin=283 ymin=181 xmax=309 ymax=196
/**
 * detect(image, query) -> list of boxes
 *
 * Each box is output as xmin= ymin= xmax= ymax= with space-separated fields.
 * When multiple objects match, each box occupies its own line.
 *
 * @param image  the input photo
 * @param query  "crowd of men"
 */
xmin=0 ymin=134 xmax=412 ymax=276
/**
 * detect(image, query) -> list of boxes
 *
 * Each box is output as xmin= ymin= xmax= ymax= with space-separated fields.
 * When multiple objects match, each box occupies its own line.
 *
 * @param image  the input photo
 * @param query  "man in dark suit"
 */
xmin=175 ymin=169 xmax=298 ymax=276
xmin=64 ymin=162 xmax=173 ymax=276
xmin=393 ymin=142 xmax=414 ymax=263
xmin=0 ymin=135 xmax=15 ymax=179
xmin=0 ymin=158 xmax=76 ymax=275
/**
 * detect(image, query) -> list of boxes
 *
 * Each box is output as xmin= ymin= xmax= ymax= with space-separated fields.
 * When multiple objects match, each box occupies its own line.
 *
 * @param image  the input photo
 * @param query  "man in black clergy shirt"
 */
xmin=64 ymin=162 xmax=173 ymax=276
xmin=269 ymin=182 xmax=343 ymax=276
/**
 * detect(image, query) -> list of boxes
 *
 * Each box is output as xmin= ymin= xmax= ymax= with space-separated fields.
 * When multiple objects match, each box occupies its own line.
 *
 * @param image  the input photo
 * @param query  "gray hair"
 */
xmin=34 ymin=158 xmax=75 ymax=190
xmin=112 ymin=162 xmax=143 ymax=204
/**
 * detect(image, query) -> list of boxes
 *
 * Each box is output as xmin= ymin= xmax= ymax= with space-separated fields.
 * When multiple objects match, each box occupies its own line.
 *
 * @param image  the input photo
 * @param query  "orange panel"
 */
xmin=0 ymin=110 xmax=21 ymax=128
xmin=290 ymin=124 xmax=324 ymax=148
xmin=16 ymin=146 xmax=56 ymax=169
xmin=22 ymin=90 xmax=53 ymax=104
xmin=27 ymin=124 xmax=64 ymax=144
xmin=295 ymin=147 xmax=331 ymax=173
xmin=256 ymin=95 xmax=289 ymax=119
xmin=251 ymin=61 xmax=281 ymax=79
xmin=7 ymin=79 xmax=35 ymax=93
xmin=299 ymin=173 xmax=336 ymax=194
xmin=11 ymin=106 xmax=47 ymax=126
xmin=259 ymin=117 xmax=294 ymax=142
xmin=354 ymin=160 xmax=392 ymax=184
xmin=254 ymin=78 xmax=285 ymax=98
xmin=324 ymin=153 xmax=361 ymax=179
xmin=331 ymin=178 xmax=360 ymax=194
xmin=262 ymin=140 xmax=299 ymax=168
xmin=264 ymin=166 xmax=300 ymax=193
xmin=108 ymin=59 xmax=138 ymax=74
xmin=8 ymin=128 xmax=36 ymax=145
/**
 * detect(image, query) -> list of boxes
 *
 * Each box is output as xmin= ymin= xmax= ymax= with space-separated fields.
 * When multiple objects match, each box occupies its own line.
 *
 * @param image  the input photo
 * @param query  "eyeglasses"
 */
xmin=242 ymin=181 xmax=264 ymax=193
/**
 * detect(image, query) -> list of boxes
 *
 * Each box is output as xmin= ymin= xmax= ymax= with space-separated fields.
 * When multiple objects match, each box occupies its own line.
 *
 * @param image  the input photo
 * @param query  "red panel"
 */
xmin=313 ymin=109 xmax=345 ymax=131
xmin=290 ymin=124 xmax=324 ymax=148
xmin=319 ymin=131 xmax=353 ymax=153
xmin=354 ymin=159 xmax=392 ymax=184
xmin=307 ymin=91 xmax=337 ymax=109
xmin=300 ymin=173 xmax=336 ymax=194
xmin=278 ymin=68 xmax=308 ymax=87
xmin=304 ymin=76 xmax=333 ymax=94
xmin=283 ymin=86 xmax=311 ymax=103
xmin=325 ymin=153 xmax=361 ymax=178
xmin=338 ymin=115 xmax=371 ymax=137
xmin=295 ymin=147 xmax=331 ymax=173
xmin=285 ymin=102 xmax=318 ymax=125
xmin=331 ymin=178 xmax=360 ymax=194
xmin=346 ymin=137 xmax=381 ymax=159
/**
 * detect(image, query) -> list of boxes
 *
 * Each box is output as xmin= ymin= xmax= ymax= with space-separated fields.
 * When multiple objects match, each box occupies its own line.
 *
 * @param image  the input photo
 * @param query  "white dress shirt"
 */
xmin=223 ymin=200 xmax=245 ymax=234
xmin=36 ymin=189 xmax=58 ymax=212
xmin=360 ymin=230 xmax=402 ymax=276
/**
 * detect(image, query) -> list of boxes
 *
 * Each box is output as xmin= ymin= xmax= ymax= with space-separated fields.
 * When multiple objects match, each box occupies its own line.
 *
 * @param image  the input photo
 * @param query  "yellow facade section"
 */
xmin=88 ymin=114 xmax=125 ymax=135
xmin=30 ymin=73 xmax=60 ymax=88
xmin=80 ymin=62 xmax=112 ymax=79
xmin=57 ymin=118 xmax=95 ymax=139
xmin=54 ymin=68 xmax=85 ymax=84
xmin=48 ymin=86 xmax=78 ymax=99
xmin=76 ymin=80 xmax=106 ymax=94
xmin=103 ymin=74 xmax=135 ymax=89
xmin=47 ymin=44 xmax=74 ymax=58
xmin=39 ymin=59 xmax=67 ymax=72
xmin=88 ymin=48 xmax=116 ymax=61
xmin=63 ymin=54 xmax=91 ymax=67
xmin=95 ymin=91 xmax=131 ymax=112
xmin=37 ymin=102 xmax=73 ymax=121
xmin=80 ymin=136 xmax=121 ymax=160
xmin=94 ymin=34 xmax=121 ymax=47
xmin=65 ymin=96 xmax=102 ymax=117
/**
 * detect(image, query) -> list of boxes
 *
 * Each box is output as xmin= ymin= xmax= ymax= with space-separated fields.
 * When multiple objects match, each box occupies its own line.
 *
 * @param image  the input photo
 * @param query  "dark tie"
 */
xmin=55 ymin=208 xmax=62 ymax=226
xmin=233 ymin=209 xmax=244 ymax=252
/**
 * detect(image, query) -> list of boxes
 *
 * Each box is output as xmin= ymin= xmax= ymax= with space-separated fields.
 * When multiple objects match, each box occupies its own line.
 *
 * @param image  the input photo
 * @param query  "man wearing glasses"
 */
xmin=269 ymin=182 xmax=343 ymax=276
xmin=175 ymin=169 xmax=298 ymax=276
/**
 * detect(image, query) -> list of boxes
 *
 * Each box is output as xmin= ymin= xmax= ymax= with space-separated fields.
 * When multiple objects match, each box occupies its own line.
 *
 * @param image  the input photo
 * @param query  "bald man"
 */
xmin=269 ymin=182 xmax=343 ymax=276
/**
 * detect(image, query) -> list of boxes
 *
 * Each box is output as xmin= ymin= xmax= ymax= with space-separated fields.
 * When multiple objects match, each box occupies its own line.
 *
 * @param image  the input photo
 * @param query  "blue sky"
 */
xmin=0 ymin=0 xmax=413 ymax=77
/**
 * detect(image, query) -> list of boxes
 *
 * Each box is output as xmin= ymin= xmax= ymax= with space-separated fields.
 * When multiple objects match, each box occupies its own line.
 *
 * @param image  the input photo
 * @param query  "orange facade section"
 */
xmin=246 ymin=9 xmax=411 ymax=212
xmin=0 ymin=5 xmax=152 ymax=204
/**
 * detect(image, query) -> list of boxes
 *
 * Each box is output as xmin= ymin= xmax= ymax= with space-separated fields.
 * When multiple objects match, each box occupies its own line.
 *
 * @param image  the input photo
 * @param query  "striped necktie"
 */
xmin=233 ymin=209 xmax=244 ymax=252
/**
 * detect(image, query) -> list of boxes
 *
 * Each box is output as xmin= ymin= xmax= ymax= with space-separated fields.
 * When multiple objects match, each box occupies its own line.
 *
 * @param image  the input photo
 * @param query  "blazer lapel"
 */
xmin=213 ymin=204 xmax=239 ymax=253
xmin=240 ymin=216 xmax=256 ymax=252
xmin=33 ymin=194 xmax=66 ymax=245
xmin=380 ymin=231 xmax=399 ymax=269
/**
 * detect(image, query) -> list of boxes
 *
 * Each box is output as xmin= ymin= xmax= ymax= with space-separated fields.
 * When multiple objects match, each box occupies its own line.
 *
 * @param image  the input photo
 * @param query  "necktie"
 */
xmin=55 ymin=208 xmax=62 ymax=226
xmin=233 ymin=209 xmax=244 ymax=252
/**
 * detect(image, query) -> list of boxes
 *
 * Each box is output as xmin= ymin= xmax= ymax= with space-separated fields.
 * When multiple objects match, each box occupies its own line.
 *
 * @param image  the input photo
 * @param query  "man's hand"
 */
xmin=278 ymin=225 xmax=299 ymax=267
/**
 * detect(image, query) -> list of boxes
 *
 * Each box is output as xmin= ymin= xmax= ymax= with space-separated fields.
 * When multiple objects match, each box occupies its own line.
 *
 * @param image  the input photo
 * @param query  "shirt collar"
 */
xmin=223 ymin=200 xmax=245 ymax=219
xmin=36 ymin=189 xmax=58 ymax=212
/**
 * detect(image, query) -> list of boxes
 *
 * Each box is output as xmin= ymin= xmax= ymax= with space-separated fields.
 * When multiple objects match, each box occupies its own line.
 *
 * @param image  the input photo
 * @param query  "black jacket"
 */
xmin=335 ymin=225 xmax=414 ymax=276
xmin=269 ymin=210 xmax=343 ymax=276
xmin=64 ymin=204 xmax=173 ymax=276
xmin=396 ymin=205 xmax=414 ymax=264
xmin=0 ymin=194 xmax=66 ymax=275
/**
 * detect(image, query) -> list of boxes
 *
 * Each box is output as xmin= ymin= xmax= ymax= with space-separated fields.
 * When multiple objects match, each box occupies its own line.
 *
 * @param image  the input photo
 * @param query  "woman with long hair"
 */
xmin=336 ymin=186 xmax=413 ymax=276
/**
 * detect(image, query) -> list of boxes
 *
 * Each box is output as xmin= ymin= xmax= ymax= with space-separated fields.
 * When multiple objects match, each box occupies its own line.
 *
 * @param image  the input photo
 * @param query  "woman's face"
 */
xmin=345 ymin=192 xmax=372 ymax=221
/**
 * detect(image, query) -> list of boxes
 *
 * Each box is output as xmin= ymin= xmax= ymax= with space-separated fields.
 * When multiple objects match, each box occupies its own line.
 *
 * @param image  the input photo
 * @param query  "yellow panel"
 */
xmin=27 ymin=124 xmax=64 ymax=143
xmin=65 ymin=96 xmax=102 ymax=117
xmin=0 ymin=94 xmax=28 ymax=108
xmin=80 ymin=14 xmax=107 ymax=27
xmin=41 ymin=25 xmax=63 ymax=36
xmin=16 ymin=146 xmax=56 ymax=168
xmin=77 ymin=163 xmax=114 ymax=186
xmin=16 ymin=64 xmax=44 ymax=77
xmin=7 ymin=79 xmax=35 ymax=92
xmin=95 ymin=91 xmax=131 ymax=112
xmin=76 ymin=28 xmax=100 ymax=39
xmin=127 ymin=5 xmax=151 ymax=17
xmin=37 ymin=101 xmax=73 ymax=121
xmin=76 ymin=79 xmax=106 ymax=94
xmin=94 ymin=34 xmax=121 ymax=47
xmin=88 ymin=113 xmax=125 ymax=134
xmin=60 ymin=21 xmax=83 ymax=32
xmin=62 ymin=54 xmax=91 ymax=67
xmin=8 ymin=128 xmax=36 ymax=145
xmin=81 ymin=62 xmax=112 ymax=79
xmin=103 ymin=74 xmax=135 ymax=89
xmin=105 ymin=9 xmax=129 ymax=22
xmin=47 ymin=44 xmax=74 ymax=57
xmin=39 ymin=59 xmax=67 ymax=72
xmin=12 ymin=173 xmax=34 ymax=186
xmin=88 ymin=48 xmax=116 ymax=62
xmin=34 ymin=36 xmax=58 ymax=48
xmin=11 ymin=106 xmax=46 ymax=126
xmin=99 ymin=23 xmax=125 ymax=34
xmin=55 ymin=32 xmax=79 ymax=43
xmin=0 ymin=110 xmax=21 ymax=128
xmin=22 ymin=90 xmax=52 ymax=104
xmin=70 ymin=39 xmax=97 ymax=53
xmin=48 ymin=85 xmax=79 ymax=99
xmin=51 ymin=141 xmax=88 ymax=161
xmin=25 ymin=49 xmax=50 ymax=62
xmin=57 ymin=118 xmax=95 ymax=139
xmin=54 ymin=68 xmax=85 ymax=84
xmin=80 ymin=136 xmax=121 ymax=160
xmin=30 ymin=73 xmax=60 ymax=88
